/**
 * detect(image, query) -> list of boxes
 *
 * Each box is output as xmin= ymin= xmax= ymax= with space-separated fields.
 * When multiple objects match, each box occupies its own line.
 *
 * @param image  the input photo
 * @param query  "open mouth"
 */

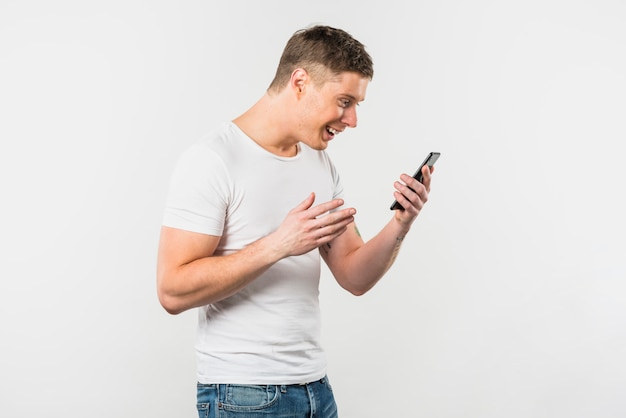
xmin=326 ymin=126 xmax=339 ymax=138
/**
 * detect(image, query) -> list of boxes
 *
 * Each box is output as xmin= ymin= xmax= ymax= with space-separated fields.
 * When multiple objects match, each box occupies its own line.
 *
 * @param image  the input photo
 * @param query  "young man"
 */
xmin=157 ymin=25 xmax=434 ymax=418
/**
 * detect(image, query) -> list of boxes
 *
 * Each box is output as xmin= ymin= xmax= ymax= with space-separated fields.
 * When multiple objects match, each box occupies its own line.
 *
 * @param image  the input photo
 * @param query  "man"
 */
xmin=157 ymin=25 xmax=434 ymax=418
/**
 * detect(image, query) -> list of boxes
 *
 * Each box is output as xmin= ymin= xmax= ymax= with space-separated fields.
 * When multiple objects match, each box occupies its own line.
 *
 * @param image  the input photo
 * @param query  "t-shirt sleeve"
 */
xmin=162 ymin=143 xmax=230 ymax=236
xmin=328 ymin=154 xmax=344 ymax=200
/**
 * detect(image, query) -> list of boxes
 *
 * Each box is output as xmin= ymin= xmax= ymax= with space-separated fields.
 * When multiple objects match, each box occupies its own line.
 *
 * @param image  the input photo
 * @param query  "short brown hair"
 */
xmin=268 ymin=25 xmax=374 ymax=92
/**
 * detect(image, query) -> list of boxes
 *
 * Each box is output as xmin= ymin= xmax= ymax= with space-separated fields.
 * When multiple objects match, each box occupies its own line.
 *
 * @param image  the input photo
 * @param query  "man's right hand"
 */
xmin=268 ymin=192 xmax=356 ymax=258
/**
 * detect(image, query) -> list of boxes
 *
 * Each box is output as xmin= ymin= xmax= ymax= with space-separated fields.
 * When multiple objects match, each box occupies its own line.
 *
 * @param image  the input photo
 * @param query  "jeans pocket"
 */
xmin=197 ymin=383 xmax=216 ymax=418
xmin=196 ymin=402 xmax=210 ymax=418
xmin=322 ymin=376 xmax=334 ymax=393
xmin=222 ymin=384 xmax=280 ymax=411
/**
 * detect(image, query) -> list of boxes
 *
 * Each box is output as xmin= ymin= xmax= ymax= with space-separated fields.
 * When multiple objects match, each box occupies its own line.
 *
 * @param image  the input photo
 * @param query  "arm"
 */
xmin=157 ymin=226 xmax=280 ymax=315
xmin=157 ymin=193 xmax=356 ymax=314
xmin=321 ymin=165 xmax=434 ymax=295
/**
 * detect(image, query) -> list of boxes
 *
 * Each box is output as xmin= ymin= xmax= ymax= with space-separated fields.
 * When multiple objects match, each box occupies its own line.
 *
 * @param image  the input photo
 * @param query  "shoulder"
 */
xmin=178 ymin=122 xmax=242 ymax=166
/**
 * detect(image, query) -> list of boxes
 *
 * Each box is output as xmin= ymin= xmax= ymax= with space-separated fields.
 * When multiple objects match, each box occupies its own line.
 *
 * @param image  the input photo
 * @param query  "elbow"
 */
xmin=341 ymin=281 xmax=374 ymax=297
xmin=347 ymin=286 xmax=371 ymax=297
xmin=157 ymin=283 xmax=187 ymax=315
xmin=161 ymin=300 xmax=184 ymax=316
xmin=157 ymin=266 xmax=193 ymax=315
xmin=158 ymin=293 xmax=182 ymax=315
xmin=336 ymin=272 xmax=382 ymax=296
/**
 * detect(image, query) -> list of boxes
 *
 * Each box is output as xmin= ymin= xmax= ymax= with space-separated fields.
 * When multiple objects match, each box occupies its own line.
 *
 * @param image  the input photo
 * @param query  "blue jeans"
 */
xmin=196 ymin=376 xmax=338 ymax=418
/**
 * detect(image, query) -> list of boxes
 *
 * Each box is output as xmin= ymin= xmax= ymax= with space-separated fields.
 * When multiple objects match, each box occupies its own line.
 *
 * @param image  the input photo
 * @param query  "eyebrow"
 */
xmin=342 ymin=94 xmax=365 ymax=103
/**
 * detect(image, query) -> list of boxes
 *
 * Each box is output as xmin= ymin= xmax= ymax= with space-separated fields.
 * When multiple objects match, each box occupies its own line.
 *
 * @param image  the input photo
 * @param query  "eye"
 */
xmin=339 ymin=99 xmax=351 ymax=108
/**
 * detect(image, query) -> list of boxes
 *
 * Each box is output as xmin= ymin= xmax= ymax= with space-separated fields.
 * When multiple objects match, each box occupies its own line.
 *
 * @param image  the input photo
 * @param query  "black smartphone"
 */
xmin=390 ymin=152 xmax=441 ymax=210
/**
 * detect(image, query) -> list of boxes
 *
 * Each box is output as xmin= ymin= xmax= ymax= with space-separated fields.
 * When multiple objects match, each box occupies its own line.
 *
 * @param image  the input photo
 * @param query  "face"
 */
xmin=296 ymin=71 xmax=369 ymax=150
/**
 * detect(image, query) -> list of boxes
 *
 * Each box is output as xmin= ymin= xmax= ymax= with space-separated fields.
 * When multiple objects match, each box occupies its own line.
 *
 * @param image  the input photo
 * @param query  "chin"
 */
xmin=302 ymin=138 xmax=328 ymax=151
xmin=313 ymin=141 xmax=329 ymax=150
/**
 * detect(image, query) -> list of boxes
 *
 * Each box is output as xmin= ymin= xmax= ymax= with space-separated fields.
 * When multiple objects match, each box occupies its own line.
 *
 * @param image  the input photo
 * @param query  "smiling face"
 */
xmin=294 ymin=70 xmax=369 ymax=151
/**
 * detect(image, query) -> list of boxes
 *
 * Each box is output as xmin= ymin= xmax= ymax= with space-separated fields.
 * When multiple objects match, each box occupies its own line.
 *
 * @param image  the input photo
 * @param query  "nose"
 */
xmin=341 ymin=106 xmax=358 ymax=128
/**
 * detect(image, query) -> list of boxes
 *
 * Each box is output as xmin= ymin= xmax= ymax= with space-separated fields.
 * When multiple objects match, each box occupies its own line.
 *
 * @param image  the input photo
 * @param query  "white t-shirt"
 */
xmin=162 ymin=122 xmax=344 ymax=384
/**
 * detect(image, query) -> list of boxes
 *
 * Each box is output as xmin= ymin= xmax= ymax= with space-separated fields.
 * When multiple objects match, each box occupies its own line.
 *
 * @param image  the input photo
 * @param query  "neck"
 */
xmin=233 ymin=93 xmax=299 ymax=157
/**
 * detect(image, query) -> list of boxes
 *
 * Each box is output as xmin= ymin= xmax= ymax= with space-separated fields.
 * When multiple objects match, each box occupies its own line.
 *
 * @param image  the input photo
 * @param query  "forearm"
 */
xmin=335 ymin=165 xmax=434 ymax=294
xmin=157 ymin=234 xmax=281 ymax=314
xmin=157 ymin=195 xmax=357 ymax=314
xmin=334 ymin=218 xmax=411 ymax=295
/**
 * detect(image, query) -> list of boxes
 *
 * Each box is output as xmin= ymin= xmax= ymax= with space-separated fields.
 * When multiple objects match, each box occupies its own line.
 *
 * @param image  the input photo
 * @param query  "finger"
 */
xmin=398 ymin=175 xmax=423 ymax=196
xmin=318 ymin=226 xmax=349 ymax=244
xmin=392 ymin=190 xmax=412 ymax=211
xmin=310 ymin=198 xmax=346 ymax=218
xmin=421 ymin=165 xmax=433 ymax=191
xmin=317 ymin=206 xmax=356 ymax=228
xmin=394 ymin=181 xmax=425 ymax=211
xmin=316 ymin=214 xmax=354 ymax=242
xmin=317 ymin=210 xmax=355 ymax=232
xmin=292 ymin=192 xmax=316 ymax=213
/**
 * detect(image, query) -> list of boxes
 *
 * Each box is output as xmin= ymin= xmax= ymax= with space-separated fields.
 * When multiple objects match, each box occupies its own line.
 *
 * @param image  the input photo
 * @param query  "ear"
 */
xmin=290 ymin=68 xmax=309 ymax=96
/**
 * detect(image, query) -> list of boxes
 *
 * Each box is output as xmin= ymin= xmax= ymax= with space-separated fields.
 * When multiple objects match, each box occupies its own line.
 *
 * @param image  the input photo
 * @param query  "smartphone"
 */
xmin=390 ymin=152 xmax=441 ymax=210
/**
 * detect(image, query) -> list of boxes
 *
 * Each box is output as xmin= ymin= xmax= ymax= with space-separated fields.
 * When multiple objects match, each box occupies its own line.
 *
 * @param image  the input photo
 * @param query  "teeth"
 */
xmin=327 ymin=127 xmax=338 ymax=135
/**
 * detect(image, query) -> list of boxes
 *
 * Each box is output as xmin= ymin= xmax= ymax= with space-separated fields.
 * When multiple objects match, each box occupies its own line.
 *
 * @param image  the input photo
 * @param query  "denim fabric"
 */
xmin=196 ymin=376 xmax=338 ymax=418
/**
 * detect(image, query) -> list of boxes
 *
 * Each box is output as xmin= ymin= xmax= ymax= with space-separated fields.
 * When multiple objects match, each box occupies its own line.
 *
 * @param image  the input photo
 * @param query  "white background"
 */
xmin=1 ymin=1 xmax=625 ymax=417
